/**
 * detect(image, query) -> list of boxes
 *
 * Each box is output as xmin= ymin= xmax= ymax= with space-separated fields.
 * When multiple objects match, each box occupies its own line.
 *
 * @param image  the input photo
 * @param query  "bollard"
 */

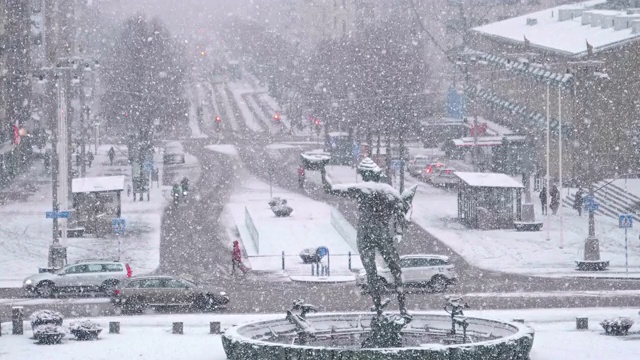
xmin=109 ymin=321 xmax=120 ymax=334
xmin=348 ymin=251 xmax=351 ymax=270
xmin=12 ymin=306 xmax=24 ymax=335
xmin=512 ymin=319 xmax=525 ymax=323
xmin=282 ymin=251 xmax=285 ymax=270
xmin=173 ymin=322 xmax=183 ymax=334
xmin=576 ymin=316 xmax=588 ymax=330
xmin=210 ymin=322 xmax=221 ymax=334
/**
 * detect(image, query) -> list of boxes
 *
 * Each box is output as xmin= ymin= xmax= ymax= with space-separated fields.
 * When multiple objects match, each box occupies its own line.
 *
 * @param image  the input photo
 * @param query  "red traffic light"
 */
xmin=314 ymin=119 xmax=320 ymax=126
xmin=273 ymin=113 xmax=280 ymax=121
xmin=215 ymin=116 xmax=221 ymax=123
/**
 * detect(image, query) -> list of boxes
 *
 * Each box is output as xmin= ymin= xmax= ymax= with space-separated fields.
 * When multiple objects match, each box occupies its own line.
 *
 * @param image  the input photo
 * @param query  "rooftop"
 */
xmin=455 ymin=172 xmax=524 ymax=188
xmin=472 ymin=0 xmax=640 ymax=56
xmin=72 ymin=176 xmax=126 ymax=193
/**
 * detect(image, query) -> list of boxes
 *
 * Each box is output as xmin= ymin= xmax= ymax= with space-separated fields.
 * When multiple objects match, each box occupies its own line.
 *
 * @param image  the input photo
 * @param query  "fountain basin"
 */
xmin=222 ymin=312 xmax=534 ymax=359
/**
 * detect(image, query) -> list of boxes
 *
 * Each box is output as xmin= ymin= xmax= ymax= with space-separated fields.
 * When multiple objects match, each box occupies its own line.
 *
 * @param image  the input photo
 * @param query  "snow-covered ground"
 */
xmin=316 ymin=163 xmax=640 ymax=279
xmin=214 ymin=83 xmax=240 ymax=131
xmin=0 ymin=143 xmax=199 ymax=288
xmin=207 ymin=145 xmax=362 ymax=279
xmin=227 ymin=81 xmax=264 ymax=132
xmin=258 ymin=93 xmax=291 ymax=130
xmin=187 ymin=85 xmax=208 ymax=139
xmin=2 ymin=307 xmax=639 ymax=359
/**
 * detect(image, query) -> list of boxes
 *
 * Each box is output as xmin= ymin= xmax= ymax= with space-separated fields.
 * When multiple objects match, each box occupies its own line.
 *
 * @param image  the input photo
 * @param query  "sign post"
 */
xmin=619 ymin=214 xmax=633 ymax=274
xmin=112 ymin=218 xmax=126 ymax=261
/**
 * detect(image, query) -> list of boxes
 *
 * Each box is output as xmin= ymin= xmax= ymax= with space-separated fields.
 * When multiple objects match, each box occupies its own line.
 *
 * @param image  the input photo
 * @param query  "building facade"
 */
xmin=466 ymin=0 xmax=640 ymax=183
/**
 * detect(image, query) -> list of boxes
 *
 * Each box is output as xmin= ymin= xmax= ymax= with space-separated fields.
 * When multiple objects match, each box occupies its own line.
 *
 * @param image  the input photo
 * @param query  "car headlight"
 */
xmin=24 ymin=279 xmax=32 ymax=286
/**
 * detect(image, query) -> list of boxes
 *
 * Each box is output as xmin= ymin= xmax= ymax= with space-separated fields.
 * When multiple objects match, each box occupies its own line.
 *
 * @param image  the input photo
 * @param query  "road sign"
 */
xmin=583 ymin=195 xmax=599 ymax=212
xmin=143 ymin=161 xmax=154 ymax=173
xmin=316 ymin=246 xmax=329 ymax=258
xmin=619 ymin=214 xmax=633 ymax=229
xmin=46 ymin=211 xmax=70 ymax=219
xmin=390 ymin=159 xmax=403 ymax=172
xmin=112 ymin=218 xmax=126 ymax=234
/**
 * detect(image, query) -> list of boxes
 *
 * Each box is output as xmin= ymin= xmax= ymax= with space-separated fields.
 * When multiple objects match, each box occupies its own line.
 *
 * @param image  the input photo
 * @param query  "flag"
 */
xmin=524 ymin=36 xmax=530 ymax=48
xmin=12 ymin=121 xmax=19 ymax=145
xmin=586 ymin=40 xmax=593 ymax=56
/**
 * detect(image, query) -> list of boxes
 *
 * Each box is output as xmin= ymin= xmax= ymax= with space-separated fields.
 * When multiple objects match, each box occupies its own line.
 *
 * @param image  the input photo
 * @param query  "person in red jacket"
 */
xmin=232 ymin=240 xmax=249 ymax=275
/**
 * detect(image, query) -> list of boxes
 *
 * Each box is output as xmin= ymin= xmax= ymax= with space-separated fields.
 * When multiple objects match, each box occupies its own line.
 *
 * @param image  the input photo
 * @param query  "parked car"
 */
xmin=356 ymin=254 xmax=457 ymax=292
xmin=430 ymin=168 xmax=459 ymax=188
xmin=407 ymin=155 xmax=430 ymax=177
xmin=420 ymin=162 xmax=445 ymax=182
xmin=23 ymin=260 xmax=132 ymax=298
xmin=111 ymin=275 xmax=229 ymax=313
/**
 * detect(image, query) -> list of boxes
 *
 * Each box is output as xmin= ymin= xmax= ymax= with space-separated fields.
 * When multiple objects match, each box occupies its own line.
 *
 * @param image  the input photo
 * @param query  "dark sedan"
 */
xmin=111 ymin=275 xmax=229 ymax=313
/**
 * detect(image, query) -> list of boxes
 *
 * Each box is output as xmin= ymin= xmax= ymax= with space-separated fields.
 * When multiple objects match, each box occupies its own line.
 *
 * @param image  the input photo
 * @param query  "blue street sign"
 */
xmin=352 ymin=143 xmax=360 ymax=157
xmin=583 ymin=195 xmax=598 ymax=211
xmin=390 ymin=159 xmax=402 ymax=171
xmin=46 ymin=211 xmax=70 ymax=219
xmin=316 ymin=246 xmax=329 ymax=258
xmin=143 ymin=161 xmax=154 ymax=173
xmin=112 ymin=218 xmax=126 ymax=234
xmin=619 ymin=214 xmax=633 ymax=229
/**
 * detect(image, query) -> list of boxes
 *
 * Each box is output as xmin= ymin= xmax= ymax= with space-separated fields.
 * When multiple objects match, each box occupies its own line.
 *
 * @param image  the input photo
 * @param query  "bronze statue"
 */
xmin=318 ymin=157 xmax=416 ymax=315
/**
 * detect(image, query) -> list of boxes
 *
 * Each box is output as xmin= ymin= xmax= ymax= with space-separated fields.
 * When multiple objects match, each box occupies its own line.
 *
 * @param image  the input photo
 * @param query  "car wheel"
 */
xmin=429 ymin=276 xmax=448 ymax=293
xmin=194 ymin=294 xmax=213 ymax=311
xmin=35 ymin=282 xmax=55 ymax=298
xmin=101 ymin=279 xmax=119 ymax=296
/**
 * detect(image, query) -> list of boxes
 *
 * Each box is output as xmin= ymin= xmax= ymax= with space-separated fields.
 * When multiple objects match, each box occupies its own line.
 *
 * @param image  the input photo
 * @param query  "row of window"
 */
xmin=125 ymin=278 xmax=195 ymax=289
xmin=399 ymin=258 xmax=448 ymax=268
xmin=65 ymin=263 xmax=123 ymax=274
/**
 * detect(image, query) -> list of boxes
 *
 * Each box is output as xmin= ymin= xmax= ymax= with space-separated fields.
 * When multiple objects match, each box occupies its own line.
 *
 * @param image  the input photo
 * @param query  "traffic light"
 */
xmin=314 ymin=118 xmax=320 ymax=126
xmin=273 ymin=113 xmax=280 ymax=122
xmin=215 ymin=115 xmax=221 ymax=123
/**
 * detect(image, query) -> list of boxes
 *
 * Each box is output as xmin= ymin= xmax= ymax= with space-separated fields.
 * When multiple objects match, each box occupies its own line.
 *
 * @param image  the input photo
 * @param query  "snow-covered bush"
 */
xmin=33 ymin=324 xmax=66 ymax=345
xmin=30 ymin=309 xmax=63 ymax=329
xmin=69 ymin=320 xmax=103 ymax=340
xmin=600 ymin=317 xmax=634 ymax=336
xmin=269 ymin=197 xmax=293 ymax=217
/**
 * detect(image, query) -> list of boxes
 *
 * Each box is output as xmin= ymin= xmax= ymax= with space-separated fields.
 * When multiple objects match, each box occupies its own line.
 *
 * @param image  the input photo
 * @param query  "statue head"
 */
xmin=357 ymin=157 xmax=382 ymax=182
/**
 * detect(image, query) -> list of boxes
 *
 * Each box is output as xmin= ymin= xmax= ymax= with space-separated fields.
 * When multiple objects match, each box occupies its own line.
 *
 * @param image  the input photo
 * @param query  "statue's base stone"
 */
xmin=222 ymin=313 xmax=534 ymax=360
xmin=576 ymin=260 xmax=610 ymax=271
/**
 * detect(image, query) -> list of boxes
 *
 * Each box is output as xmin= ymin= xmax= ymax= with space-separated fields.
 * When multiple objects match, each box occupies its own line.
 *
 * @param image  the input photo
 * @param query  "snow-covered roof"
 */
xmin=455 ymin=172 xmax=524 ymax=188
xmin=472 ymin=0 xmax=640 ymax=55
xmin=452 ymin=136 xmax=527 ymax=147
xmin=72 ymin=176 xmax=125 ymax=193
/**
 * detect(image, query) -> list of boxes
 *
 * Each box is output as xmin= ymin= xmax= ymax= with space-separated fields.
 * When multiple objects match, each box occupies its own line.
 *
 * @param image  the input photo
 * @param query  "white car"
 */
xmin=23 ymin=260 xmax=132 ymax=297
xmin=430 ymin=168 xmax=458 ymax=188
xmin=407 ymin=156 xmax=430 ymax=177
xmin=356 ymin=254 xmax=457 ymax=292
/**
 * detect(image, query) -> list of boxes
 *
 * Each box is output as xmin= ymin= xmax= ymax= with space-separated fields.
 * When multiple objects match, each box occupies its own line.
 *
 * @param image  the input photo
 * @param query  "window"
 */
xmin=165 ymin=279 xmax=190 ymax=289
xmin=104 ymin=263 xmax=124 ymax=272
xmin=87 ymin=264 xmax=104 ymax=272
xmin=427 ymin=258 xmax=447 ymax=266
xmin=140 ymin=279 xmax=163 ymax=288
xmin=65 ymin=265 xmax=87 ymax=274
xmin=125 ymin=280 xmax=141 ymax=288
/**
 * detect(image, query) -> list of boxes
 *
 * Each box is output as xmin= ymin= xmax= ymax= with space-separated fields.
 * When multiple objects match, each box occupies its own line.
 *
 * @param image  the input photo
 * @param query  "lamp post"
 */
xmin=545 ymin=82 xmax=551 ymax=242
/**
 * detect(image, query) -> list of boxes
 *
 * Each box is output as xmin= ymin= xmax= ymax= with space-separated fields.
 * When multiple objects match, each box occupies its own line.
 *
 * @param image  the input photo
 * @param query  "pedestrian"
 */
xmin=87 ymin=151 xmax=94 ymax=167
xmin=539 ymin=186 xmax=548 ymax=215
xmin=76 ymin=153 xmax=81 ymax=168
xmin=297 ymin=165 xmax=305 ymax=189
xmin=127 ymin=184 xmax=131 ymax=197
xmin=108 ymin=147 xmax=116 ymax=165
xmin=550 ymin=184 xmax=560 ymax=215
xmin=232 ymin=240 xmax=249 ymax=275
xmin=573 ymin=188 xmax=584 ymax=216
xmin=43 ymin=152 xmax=50 ymax=172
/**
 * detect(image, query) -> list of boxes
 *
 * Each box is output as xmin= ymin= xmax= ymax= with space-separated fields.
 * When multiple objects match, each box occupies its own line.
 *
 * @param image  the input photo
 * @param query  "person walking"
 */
xmin=550 ymin=184 xmax=560 ymax=215
xmin=297 ymin=165 xmax=305 ymax=189
xmin=108 ymin=147 xmax=116 ymax=165
xmin=232 ymin=240 xmax=249 ymax=275
xmin=87 ymin=151 xmax=94 ymax=167
xmin=573 ymin=188 xmax=584 ymax=216
xmin=539 ymin=186 xmax=548 ymax=215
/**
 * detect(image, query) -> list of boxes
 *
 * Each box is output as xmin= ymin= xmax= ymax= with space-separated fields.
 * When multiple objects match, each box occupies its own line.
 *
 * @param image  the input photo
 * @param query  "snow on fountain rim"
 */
xmin=223 ymin=311 xmax=535 ymax=352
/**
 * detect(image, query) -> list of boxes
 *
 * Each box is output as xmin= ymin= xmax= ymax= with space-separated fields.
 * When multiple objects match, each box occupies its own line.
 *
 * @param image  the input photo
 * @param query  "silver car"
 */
xmin=23 ymin=260 xmax=132 ymax=297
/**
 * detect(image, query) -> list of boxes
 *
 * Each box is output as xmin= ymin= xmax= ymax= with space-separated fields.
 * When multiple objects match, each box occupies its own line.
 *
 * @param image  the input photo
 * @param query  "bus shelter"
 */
xmin=455 ymin=172 xmax=524 ymax=230
xmin=71 ymin=176 xmax=125 ymax=237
